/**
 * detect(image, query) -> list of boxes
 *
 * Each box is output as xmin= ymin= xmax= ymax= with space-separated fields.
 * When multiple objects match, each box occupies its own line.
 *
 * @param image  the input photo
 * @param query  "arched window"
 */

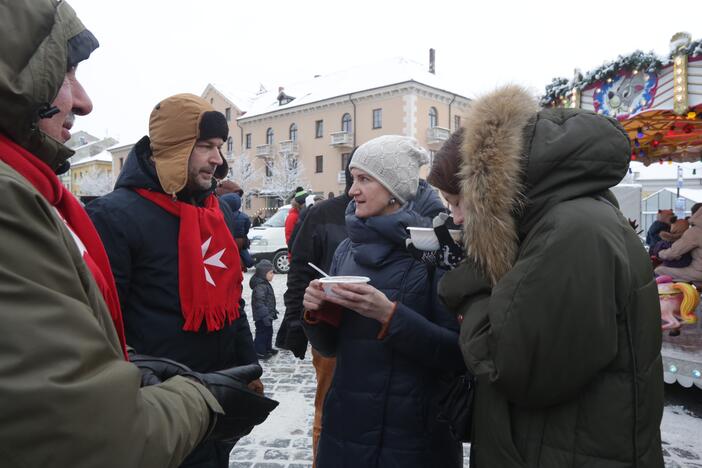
xmin=429 ymin=107 xmax=438 ymax=128
xmin=289 ymin=123 xmax=298 ymax=141
xmin=341 ymin=113 xmax=352 ymax=133
xmin=266 ymin=127 xmax=274 ymax=145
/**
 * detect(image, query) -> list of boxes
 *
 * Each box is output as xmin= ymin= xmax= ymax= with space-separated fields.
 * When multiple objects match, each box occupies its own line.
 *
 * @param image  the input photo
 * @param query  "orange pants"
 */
xmin=311 ymin=348 xmax=336 ymax=468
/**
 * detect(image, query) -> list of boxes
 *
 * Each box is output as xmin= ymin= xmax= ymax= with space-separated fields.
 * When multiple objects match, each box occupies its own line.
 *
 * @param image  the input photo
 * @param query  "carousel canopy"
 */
xmin=543 ymin=33 xmax=702 ymax=166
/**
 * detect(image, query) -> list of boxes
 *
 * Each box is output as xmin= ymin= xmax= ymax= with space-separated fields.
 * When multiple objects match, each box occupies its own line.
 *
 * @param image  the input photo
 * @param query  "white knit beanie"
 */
xmin=349 ymin=135 xmax=429 ymax=204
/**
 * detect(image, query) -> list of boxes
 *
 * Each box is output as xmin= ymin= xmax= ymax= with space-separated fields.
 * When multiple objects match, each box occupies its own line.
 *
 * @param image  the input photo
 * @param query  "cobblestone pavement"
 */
xmin=231 ymin=272 xmax=702 ymax=468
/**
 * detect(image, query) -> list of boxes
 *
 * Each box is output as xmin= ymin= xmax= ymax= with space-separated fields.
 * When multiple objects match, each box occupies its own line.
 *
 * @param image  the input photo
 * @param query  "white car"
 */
xmin=248 ymin=205 xmax=291 ymax=273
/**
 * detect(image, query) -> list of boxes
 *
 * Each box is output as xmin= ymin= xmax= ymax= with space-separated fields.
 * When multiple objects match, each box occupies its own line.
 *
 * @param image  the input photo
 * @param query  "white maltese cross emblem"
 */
xmin=201 ymin=236 xmax=227 ymax=286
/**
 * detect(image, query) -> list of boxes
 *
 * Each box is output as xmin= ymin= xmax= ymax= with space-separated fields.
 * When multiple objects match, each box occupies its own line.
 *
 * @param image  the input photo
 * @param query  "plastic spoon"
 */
xmin=308 ymin=262 xmax=330 ymax=278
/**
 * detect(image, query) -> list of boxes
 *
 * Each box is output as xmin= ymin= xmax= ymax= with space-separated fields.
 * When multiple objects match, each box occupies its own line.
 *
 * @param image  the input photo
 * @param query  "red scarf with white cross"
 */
xmin=134 ymin=188 xmax=242 ymax=332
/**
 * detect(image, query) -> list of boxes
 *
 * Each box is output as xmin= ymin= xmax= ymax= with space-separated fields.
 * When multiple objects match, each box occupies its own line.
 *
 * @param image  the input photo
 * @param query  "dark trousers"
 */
xmin=254 ymin=320 xmax=273 ymax=355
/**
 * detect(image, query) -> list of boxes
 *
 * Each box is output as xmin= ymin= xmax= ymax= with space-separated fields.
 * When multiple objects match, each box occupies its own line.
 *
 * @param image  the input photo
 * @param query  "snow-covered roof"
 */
xmin=204 ymin=83 xmax=252 ymax=112
xmin=71 ymin=150 xmax=113 ymax=167
xmin=645 ymin=188 xmax=702 ymax=203
xmin=630 ymin=161 xmax=702 ymax=180
xmin=238 ymin=57 xmax=472 ymax=120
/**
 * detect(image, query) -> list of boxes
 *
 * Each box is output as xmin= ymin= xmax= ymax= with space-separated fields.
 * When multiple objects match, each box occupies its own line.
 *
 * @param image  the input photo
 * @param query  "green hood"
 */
xmin=0 ymin=0 xmax=99 ymax=170
xmin=458 ymin=85 xmax=630 ymax=284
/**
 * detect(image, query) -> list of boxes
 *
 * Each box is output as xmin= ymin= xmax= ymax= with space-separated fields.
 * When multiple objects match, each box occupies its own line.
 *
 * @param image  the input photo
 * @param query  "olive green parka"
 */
xmin=439 ymin=86 xmax=664 ymax=467
xmin=0 ymin=2 xmax=223 ymax=467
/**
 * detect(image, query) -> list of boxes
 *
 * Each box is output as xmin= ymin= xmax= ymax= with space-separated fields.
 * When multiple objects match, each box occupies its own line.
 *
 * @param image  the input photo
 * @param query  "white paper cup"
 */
xmin=407 ymin=227 xmax=439 ymax=251
xmin=319 ymin=276 xmax=370 ymax=298
xmin=449 ymin=229 xmax=463 ymax=243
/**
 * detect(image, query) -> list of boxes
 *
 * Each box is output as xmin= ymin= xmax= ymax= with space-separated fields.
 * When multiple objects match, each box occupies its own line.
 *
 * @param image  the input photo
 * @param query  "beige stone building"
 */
xmin=202 ymin=56 xmax=471 ymax=214
xmin=62 ymin=131 xmax=118 ymax=197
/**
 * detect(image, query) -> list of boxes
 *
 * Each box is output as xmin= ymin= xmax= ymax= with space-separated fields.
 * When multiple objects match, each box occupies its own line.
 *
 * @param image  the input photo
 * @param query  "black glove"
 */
xmin=406 ymin=213 xmax=465 ymax=270
xmin=129 ymin=350 xmax=193 ymax=387
xmin=283 ymin=322 xmax=309 ymax=360
xmin=129 ymin=352 xmax=278 ymax=442
xmin=190 ymin=365 xmax=279 ymax=442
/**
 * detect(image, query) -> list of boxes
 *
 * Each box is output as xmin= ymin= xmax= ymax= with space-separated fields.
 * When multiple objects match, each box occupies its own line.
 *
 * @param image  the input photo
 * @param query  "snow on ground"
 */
xmin=230 ymin=271 xmax=702 ymax=467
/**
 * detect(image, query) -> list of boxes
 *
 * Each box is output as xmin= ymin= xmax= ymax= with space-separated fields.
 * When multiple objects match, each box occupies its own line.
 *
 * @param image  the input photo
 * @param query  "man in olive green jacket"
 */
xmin=0 ymin=2 xmax=272 ymax=467
xmin=438 ymin=86 xmax=663 ymax=467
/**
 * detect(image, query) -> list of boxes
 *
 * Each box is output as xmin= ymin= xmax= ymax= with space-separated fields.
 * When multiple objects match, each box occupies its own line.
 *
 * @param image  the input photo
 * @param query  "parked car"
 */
xmin=248 ymin=205 xmax=291 ymax=273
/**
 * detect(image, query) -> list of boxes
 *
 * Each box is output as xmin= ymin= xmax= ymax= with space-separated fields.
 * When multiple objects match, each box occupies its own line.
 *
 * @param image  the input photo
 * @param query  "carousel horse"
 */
xmin=657 ymin=275 xmax=699 ymax=332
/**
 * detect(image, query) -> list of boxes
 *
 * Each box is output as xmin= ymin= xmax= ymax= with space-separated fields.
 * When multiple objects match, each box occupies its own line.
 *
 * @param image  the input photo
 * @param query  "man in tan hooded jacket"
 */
xmin=0 ymin=2 xmax=274 ymax=467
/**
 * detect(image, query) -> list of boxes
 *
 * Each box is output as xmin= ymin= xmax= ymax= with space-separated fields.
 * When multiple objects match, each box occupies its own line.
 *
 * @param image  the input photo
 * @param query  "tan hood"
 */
xmin=148 ymin=93 xmax=228 ymax=195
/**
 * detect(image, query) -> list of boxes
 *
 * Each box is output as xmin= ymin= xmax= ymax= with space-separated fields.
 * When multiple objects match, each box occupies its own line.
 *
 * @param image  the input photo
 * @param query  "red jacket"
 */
xmin=285 ymin=206 xmax=300 ymax=246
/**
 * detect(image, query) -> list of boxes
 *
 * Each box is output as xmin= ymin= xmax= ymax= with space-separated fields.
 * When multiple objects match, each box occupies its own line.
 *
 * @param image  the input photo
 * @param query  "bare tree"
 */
xmin=227 ymin=152 xmax=262 ymax=192
xmin=260 ymin=152 xmax=308 ymax=202
xmin=79 ymin=167 xmax=114 ymax=196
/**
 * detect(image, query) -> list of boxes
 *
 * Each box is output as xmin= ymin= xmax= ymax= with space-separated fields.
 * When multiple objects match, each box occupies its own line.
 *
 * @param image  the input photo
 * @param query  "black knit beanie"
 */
xmin=198 ymin=111 xmax=229 ymax=141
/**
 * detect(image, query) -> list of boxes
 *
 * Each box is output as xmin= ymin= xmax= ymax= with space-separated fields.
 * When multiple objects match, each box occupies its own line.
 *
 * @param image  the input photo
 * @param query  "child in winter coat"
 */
xmin=250 ymin=260 xmax=279 ymax=359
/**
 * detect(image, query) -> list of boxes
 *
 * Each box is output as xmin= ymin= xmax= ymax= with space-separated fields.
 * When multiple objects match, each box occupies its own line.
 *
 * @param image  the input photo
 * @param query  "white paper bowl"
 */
xmin=319 ymin=276 xmax=370 ymax=298
xmin=407 ymin=227 xmax=440 ymax=251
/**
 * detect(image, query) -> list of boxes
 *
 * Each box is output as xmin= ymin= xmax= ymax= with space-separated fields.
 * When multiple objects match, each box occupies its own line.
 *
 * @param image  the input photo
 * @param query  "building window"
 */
xmin=454 ymin=115 xmax=461 ymax=130
xmin=265 ymin=163 xmax=272 ymax=177
xmin=245 ymin=133 xmax=252 ymax=149
xmin=226 ymin=137 xmax=233 ymax=154
xmin=210 ymin=98 xmax=214 ymax=104
xmin=429 ymin=150 xmax=436 ymax=166
xmin=315 ymin=120 xmax=324 ymax=138
xmin=225 ymin=107 xmax=231 ymax=122
xmin=341 ymin=113 xmax=352 ymax=133
xmin=372 ymin=109 xmax=382 ymax=129
xmin=266 ymin=128 xmax=274 ymax=145
xmin=289 ymin=123 xmax=298 ymax=142
xmin=429 ymin=107 xmax=438 ymax=128
xmin=245 ymin=196 xmax=251 ymax=209
xmin=316 ymin=155 xmax=323 ymax=173
xmin=341 ymin=153 xmax=351 ymax=171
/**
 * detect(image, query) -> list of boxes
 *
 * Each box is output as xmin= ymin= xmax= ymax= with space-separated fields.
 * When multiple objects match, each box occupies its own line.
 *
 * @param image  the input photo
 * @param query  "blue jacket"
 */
xmin=250 ymin=273 xmax=278 ymax=327
xmin=304 ymin=182 xmax=465 ymax=468
xmin=220 ymin=193 xmax=255 ymax=267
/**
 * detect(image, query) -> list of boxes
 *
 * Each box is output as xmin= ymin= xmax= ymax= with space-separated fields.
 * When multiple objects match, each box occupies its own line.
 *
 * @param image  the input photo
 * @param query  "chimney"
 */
xmin=429 ymin=48 xmax=435 ymax=74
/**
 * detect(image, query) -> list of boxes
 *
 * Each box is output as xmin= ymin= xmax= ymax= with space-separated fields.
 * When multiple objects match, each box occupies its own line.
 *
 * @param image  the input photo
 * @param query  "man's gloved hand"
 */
xmin=406 ymin=213 xmax=465 ymax=270
xmin=129 ymin=351 xmax=278 ymax=441
xmin=190 ymin=364 xmax=279 ymax=442
xmin=128 ymin=349 xmax=193 ymax=387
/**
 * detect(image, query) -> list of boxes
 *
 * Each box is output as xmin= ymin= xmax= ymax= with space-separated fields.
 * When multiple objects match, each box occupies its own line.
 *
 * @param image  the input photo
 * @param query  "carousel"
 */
xmin=543 ymin=32 xmax=702 ymax=389
xmin=543 ymin=32 xmax=702 ymax=166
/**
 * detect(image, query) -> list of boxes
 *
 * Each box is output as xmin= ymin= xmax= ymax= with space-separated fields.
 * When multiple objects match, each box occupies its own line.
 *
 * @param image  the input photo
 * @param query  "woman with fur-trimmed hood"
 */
xmin=432 ymin=86 xmax=663 ymax=467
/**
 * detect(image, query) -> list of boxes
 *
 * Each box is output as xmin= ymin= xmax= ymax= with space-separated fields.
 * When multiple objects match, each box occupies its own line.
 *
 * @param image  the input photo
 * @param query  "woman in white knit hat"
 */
xmin=302 ymin=135 xmax=465 ymax=467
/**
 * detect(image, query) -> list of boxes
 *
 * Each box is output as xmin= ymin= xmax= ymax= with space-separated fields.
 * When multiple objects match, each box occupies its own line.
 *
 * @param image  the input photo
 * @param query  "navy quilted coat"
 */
xmin=304 ymin=183 xmax=465 ymax=468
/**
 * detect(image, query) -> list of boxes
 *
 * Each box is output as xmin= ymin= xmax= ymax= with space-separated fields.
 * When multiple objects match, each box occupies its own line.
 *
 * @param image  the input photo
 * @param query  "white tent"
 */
xmin=611 ymin=184 xmax=642 ymax=229
xmin=642 ymin=188 xmax=702 ymax=235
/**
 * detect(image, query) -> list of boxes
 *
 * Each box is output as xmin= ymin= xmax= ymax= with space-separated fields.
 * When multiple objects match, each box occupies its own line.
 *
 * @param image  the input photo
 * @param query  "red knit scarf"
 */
xmin=0 ymin=134 xmax=128 ymax=359
xmin=134 ymin=188 xmax=242 ymax=332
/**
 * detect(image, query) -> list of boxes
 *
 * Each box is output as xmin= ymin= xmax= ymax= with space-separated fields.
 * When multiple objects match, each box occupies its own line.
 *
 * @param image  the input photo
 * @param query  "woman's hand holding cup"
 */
xmin=303 ymin=280 xmax=327 ymax=311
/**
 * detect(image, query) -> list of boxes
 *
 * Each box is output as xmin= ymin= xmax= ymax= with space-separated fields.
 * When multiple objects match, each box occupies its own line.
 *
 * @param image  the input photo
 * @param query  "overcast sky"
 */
xmin=68 ymin=0 xmax=701 ymax=145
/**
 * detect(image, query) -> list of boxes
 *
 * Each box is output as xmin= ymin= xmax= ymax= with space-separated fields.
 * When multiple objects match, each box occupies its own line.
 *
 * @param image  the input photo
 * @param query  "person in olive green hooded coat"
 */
xmin=436 ymin=85 xmax=664 ymax=467
xmin=0 ymin=2 xmax=270 ymax=467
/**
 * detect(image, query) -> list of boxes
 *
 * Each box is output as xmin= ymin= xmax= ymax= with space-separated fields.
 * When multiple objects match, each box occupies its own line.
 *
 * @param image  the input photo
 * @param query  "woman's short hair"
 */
xmin=427 ymin=127 xmax=464 ymax=195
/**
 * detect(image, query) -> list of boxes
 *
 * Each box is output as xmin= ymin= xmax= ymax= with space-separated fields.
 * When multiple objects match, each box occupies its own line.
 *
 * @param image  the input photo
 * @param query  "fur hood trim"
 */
xmin=460 ymin=85 xmax=539 ymax=285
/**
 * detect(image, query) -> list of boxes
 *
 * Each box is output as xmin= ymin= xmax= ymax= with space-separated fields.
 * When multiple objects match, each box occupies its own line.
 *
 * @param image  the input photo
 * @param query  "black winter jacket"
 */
xmin=87 ymin=137 xmax=258 ymax=372
xmin=275 ymin=194 xmax=351 ymax=357
xmin=303 ymin=185 xmax=464 ymax=468
xmin=250 ymin=273 xmax=277 ymax=327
